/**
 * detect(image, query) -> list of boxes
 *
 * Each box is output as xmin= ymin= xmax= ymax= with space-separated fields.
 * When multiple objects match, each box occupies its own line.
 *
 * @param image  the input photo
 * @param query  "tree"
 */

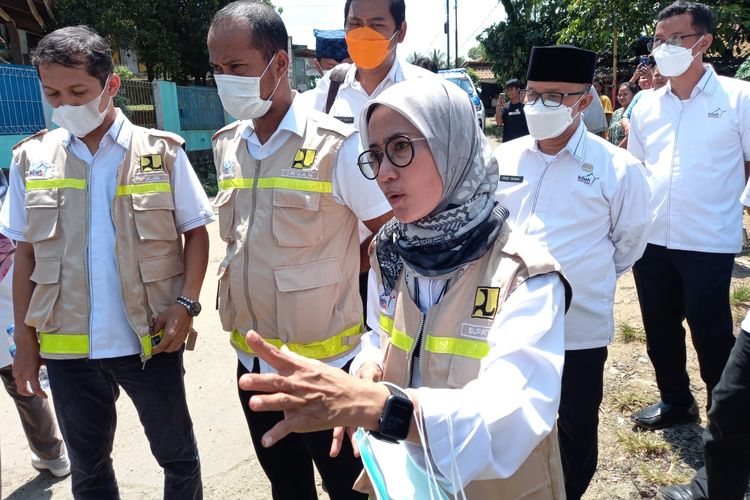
xmin=467 ymin=45 xmax=486 ymax=61
xmin=428 ymin=48 xmax=447 ymax=70
xmin=479 ymin=0 xmax=566 ymax=84
xmin=406 ymin=51 xmax=425 ymax=64
xmin=737 ymin=56 xmax=750 ymax=81
xmin=53 ymin=0 xmax=282 ymax=84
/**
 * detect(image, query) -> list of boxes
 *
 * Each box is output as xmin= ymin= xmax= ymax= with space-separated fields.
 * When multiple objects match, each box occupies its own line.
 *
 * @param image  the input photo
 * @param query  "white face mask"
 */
xmin=652 ymin=36 xmax=703 ymax=77
xmin=524 ymin=94 xmax=585 ymax=141
xmin=215 ymin=54 xmax=281 ymax=120
xmin=51 ymin=78 xmax=111 ymax=138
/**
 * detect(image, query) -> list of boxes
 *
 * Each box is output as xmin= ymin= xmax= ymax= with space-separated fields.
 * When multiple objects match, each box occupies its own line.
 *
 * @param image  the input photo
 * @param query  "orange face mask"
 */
xmin=345 ymin=27 xmax=398 ymax=70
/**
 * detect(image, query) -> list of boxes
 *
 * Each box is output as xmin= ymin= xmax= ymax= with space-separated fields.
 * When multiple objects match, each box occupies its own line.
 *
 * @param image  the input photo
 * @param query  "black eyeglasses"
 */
xmin=647 ymin=33 xmax=704 ymax=51
xmin=358 ymin=135 xmax=428 ymax=180
xmin=519 ymin=89 xmax=588 ymax=108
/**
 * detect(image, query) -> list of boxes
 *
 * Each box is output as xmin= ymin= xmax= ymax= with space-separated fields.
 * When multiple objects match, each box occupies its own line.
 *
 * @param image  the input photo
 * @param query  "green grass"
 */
xmin=617 ymin=321 xmax=646 ymax=343
xmin=484 ymin=124 xmax=502 ymax=139
xmin=610 ymin=389 xmax=658 ymax=414
xmin=730 ymin=284 xmax=750 ymax=306
xmin=616 ymin=429 xmax=670 ymax=458
xmin=638 ymin=453 xmax=694 ymax=486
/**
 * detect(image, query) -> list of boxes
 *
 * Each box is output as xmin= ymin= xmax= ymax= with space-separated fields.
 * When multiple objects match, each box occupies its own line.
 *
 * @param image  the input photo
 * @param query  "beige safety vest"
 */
xmin=371 ymin=226 xmax=570 ymax=499
xmin=13 ymin=126 xmax=186 ymax=361
xmin=212 ymin=112 xmax=363 ymax=362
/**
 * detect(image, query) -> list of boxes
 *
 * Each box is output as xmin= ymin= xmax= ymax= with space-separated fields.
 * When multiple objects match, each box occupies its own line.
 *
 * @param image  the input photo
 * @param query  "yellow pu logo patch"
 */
xmin=139 ymin=154 xmax=164 ymax=172
xmin=292 ymin=149 xmax=316 ymax=169
xmin=472 ymin=287 xmax=500 ymax=319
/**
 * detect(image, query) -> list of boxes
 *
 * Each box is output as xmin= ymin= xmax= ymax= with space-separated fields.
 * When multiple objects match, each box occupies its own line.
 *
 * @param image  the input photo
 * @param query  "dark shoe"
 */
xmin=658 ymin=484 xmax=694 ymax=500
xmin=630 ymin=400 xmax=700 ymax=430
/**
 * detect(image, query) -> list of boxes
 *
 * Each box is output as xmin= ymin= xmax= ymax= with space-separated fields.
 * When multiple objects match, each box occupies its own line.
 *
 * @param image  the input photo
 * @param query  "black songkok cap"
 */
xmin=314 ymin=29 xmax=349 ymax=62
xmin=526 ymin=45 xmax=596 ymax=84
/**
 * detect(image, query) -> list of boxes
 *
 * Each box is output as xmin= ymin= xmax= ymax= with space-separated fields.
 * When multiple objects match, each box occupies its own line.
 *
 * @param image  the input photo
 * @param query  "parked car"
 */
xmin=438 ymin=68 xmax=485 ymax=131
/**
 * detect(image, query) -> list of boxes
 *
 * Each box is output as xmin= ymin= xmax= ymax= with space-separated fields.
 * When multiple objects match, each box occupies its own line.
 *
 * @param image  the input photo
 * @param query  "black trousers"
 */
xmin=632 ymin=244 xmax=736 ymax=407
xmin=46 ymin=349 xmax=202 ymax=500
xmin=237 ymin=360 xmax=366 ymax=500
xmin=558 ymin=347 xmax=608 ymax=500
xmin=690 ymin=328 xmax=750 ymax=499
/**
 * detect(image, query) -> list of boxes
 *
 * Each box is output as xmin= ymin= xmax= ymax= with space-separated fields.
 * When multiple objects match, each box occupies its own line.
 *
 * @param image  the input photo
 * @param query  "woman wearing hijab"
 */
xmin=238 ymin=79 xmax=570 ymax=499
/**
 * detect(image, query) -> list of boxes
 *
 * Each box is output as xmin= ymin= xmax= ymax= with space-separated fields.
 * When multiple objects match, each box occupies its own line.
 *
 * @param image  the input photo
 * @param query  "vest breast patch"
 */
xmin=27 ymin=161 xmax=56 ymax=180
xmin=282 ymin=148 xmax=320 ymax=180
xmin=221 ymin=159 xmax=236 ymax=179
xmin=472 ymin=286 xmax=500 ymax=319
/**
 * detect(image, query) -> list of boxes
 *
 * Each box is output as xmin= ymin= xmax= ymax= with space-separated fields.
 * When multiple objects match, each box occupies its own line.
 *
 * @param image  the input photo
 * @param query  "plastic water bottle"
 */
xmin=7 ymin=324 xmax=50 ymax=392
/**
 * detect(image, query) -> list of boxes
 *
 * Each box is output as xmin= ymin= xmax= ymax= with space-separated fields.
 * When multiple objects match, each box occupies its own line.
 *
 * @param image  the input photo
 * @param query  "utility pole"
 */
xmin=454 ymin=0 xmax=459 ymax=67
xmin=445 ymin=0 xmax=450 ymax=69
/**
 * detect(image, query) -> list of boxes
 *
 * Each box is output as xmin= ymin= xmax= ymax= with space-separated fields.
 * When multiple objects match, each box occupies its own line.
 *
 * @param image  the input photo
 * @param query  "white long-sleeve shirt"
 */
xmin=351 ymin=269 xmax=566 ymax=489
xmin=493 ymin=121 xmax=651 ymax=350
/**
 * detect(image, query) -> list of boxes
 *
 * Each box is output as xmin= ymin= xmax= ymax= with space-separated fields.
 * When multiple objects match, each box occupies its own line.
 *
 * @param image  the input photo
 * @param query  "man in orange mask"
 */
xmin=301 ymin=0 xmax=435 ymax=126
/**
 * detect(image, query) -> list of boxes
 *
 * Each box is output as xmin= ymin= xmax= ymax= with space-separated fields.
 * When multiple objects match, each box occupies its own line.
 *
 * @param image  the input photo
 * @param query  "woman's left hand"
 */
xmin=239 ymin=331 xmax=390 ymax=448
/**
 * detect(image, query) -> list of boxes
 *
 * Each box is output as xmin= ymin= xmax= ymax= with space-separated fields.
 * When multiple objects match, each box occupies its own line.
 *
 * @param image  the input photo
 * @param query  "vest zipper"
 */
xmin=408 ymin=312 xmax=426 ymax=387
xmin=244 ymin=159 xmax=262 ymax=331
xmin=85 ymin=161 xmax=93 ymax=358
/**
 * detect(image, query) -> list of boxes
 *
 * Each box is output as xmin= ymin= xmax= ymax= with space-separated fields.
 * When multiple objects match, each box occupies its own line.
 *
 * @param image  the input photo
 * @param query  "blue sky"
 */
xmin=276 ymin=0 xmax=507 ymax=60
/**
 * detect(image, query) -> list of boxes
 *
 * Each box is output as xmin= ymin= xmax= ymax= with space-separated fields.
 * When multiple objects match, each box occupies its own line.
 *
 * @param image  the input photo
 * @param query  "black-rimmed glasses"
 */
xmin=358 ymin=135 xmax=428 ymax=180
xmin=647 ymin=33 xmax=704 ymax=51
xmin=519 ymin=89 xmax=588 ymax=108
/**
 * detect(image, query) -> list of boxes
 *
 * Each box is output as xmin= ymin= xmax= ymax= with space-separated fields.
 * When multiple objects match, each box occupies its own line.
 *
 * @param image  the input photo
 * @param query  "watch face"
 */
xmin=190 ymin=301 xmax=202 ymax=316
xmin=380 ymin=396 xmax=413 ymax=440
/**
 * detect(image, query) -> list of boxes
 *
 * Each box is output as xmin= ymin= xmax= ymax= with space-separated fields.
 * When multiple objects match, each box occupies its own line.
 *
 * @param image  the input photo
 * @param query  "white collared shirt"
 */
xmin=298 ymin=55 xmax=437 ymax=128
xmin=351 ymin=269 xmax=565 ymax=488
xmin=628 ymin=65 xmax=750 ymax=253
xmin=0 ymin=110 xmax=216 ymax=359
xmin=234 ymin=93 xmax=391 ymax=373
xmin=493 ymin=121 xmax=652 ymax=349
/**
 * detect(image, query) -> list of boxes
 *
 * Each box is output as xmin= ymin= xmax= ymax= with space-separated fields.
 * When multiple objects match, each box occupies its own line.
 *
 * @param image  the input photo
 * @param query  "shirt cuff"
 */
xmin=0 ymin=223 xmax=25 ymax=242
xmin=349 ymin=336 xmax=384 ymax=375
xmin=177 ymin=213 xmax=216 ymax=233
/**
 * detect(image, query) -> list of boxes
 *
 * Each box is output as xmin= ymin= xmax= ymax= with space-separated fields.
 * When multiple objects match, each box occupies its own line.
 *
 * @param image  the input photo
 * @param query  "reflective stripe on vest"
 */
xmin=26 ymin=178 xmax=86 ymax=190
xmin=230 ymin=323 xmax=362 ymax=359
xmin=116 ymin=182 xmax=172 ymax=196
xmin=379 ymin=313 xmax=490 ymax=360
xmin=39 ymin=330 xmax=164 ymax=357
xmin=218 ymin=177 xmax=332 ymax=193
xmin=378 ymin=314 xmax=415 ymax=352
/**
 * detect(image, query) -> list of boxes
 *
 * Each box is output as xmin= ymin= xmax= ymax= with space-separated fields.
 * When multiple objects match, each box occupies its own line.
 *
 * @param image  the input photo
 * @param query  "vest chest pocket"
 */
xmin=213 ymin=188 xmax=237 ymax=242
xmin=272 ymin=189 xmax=323 ymax=247
xmin=26 ymin=257 xmax=62 ymax=332
xmin=23 ymin=189 xmax=59 ymax=243
xmin=132 ymin=192 xmax=178 ymax=241
xmin=139 ymin=252 xmax=184 ymax=317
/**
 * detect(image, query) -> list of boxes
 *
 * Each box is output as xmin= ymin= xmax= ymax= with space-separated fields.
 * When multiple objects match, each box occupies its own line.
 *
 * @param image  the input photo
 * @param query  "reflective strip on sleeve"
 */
xmin=424 ymin=335 xmax=490 ymax=360
xmin=230 ymin=323 xmax=362 ymax=359
xmin=218 ymin=177 xmax=332 ymax=193
xmin=378 ymin=314 xmax=415 ymax=353
xmin=26 ymin=178 xmax=86 ymax=190
xmin=116 ymin=182 xmax=172 ymax=196
xmin=39 ymin=333 xmax=89 ymax=355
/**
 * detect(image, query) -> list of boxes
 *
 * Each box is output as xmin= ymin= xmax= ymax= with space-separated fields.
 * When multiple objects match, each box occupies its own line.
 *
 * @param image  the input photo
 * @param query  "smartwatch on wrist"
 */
xmin=371 ymin=382 xmax=414 ymax=443
xmin=175 ymin=295 xmax=202 ymax=317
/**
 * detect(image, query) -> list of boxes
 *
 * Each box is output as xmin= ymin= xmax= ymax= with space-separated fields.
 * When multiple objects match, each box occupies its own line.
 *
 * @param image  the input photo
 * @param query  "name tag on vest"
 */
xmin=334 ymin=116 xmax=354 ymax=124
xmin=499 ymin=175 xmax=523 ymax=183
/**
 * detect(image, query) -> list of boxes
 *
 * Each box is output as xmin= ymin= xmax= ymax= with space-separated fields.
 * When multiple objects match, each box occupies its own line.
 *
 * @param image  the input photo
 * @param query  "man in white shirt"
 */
xmin=628 ymin=1 xmax=750 ymax=431
xmin=207 ymin=3 xmax=392 ymax=498
xmin=494 ymin=45 xmax=652 ymax=500
xmin=300 ymin=0 xmax=435 ymax=125
xmin=1 ymin=26 xmax=213 ymax=499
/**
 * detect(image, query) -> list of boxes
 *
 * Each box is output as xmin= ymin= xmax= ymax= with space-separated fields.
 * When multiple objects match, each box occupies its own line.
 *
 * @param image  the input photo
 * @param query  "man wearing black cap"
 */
xmin=493 ymin=45 xmax=652 ymax=500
